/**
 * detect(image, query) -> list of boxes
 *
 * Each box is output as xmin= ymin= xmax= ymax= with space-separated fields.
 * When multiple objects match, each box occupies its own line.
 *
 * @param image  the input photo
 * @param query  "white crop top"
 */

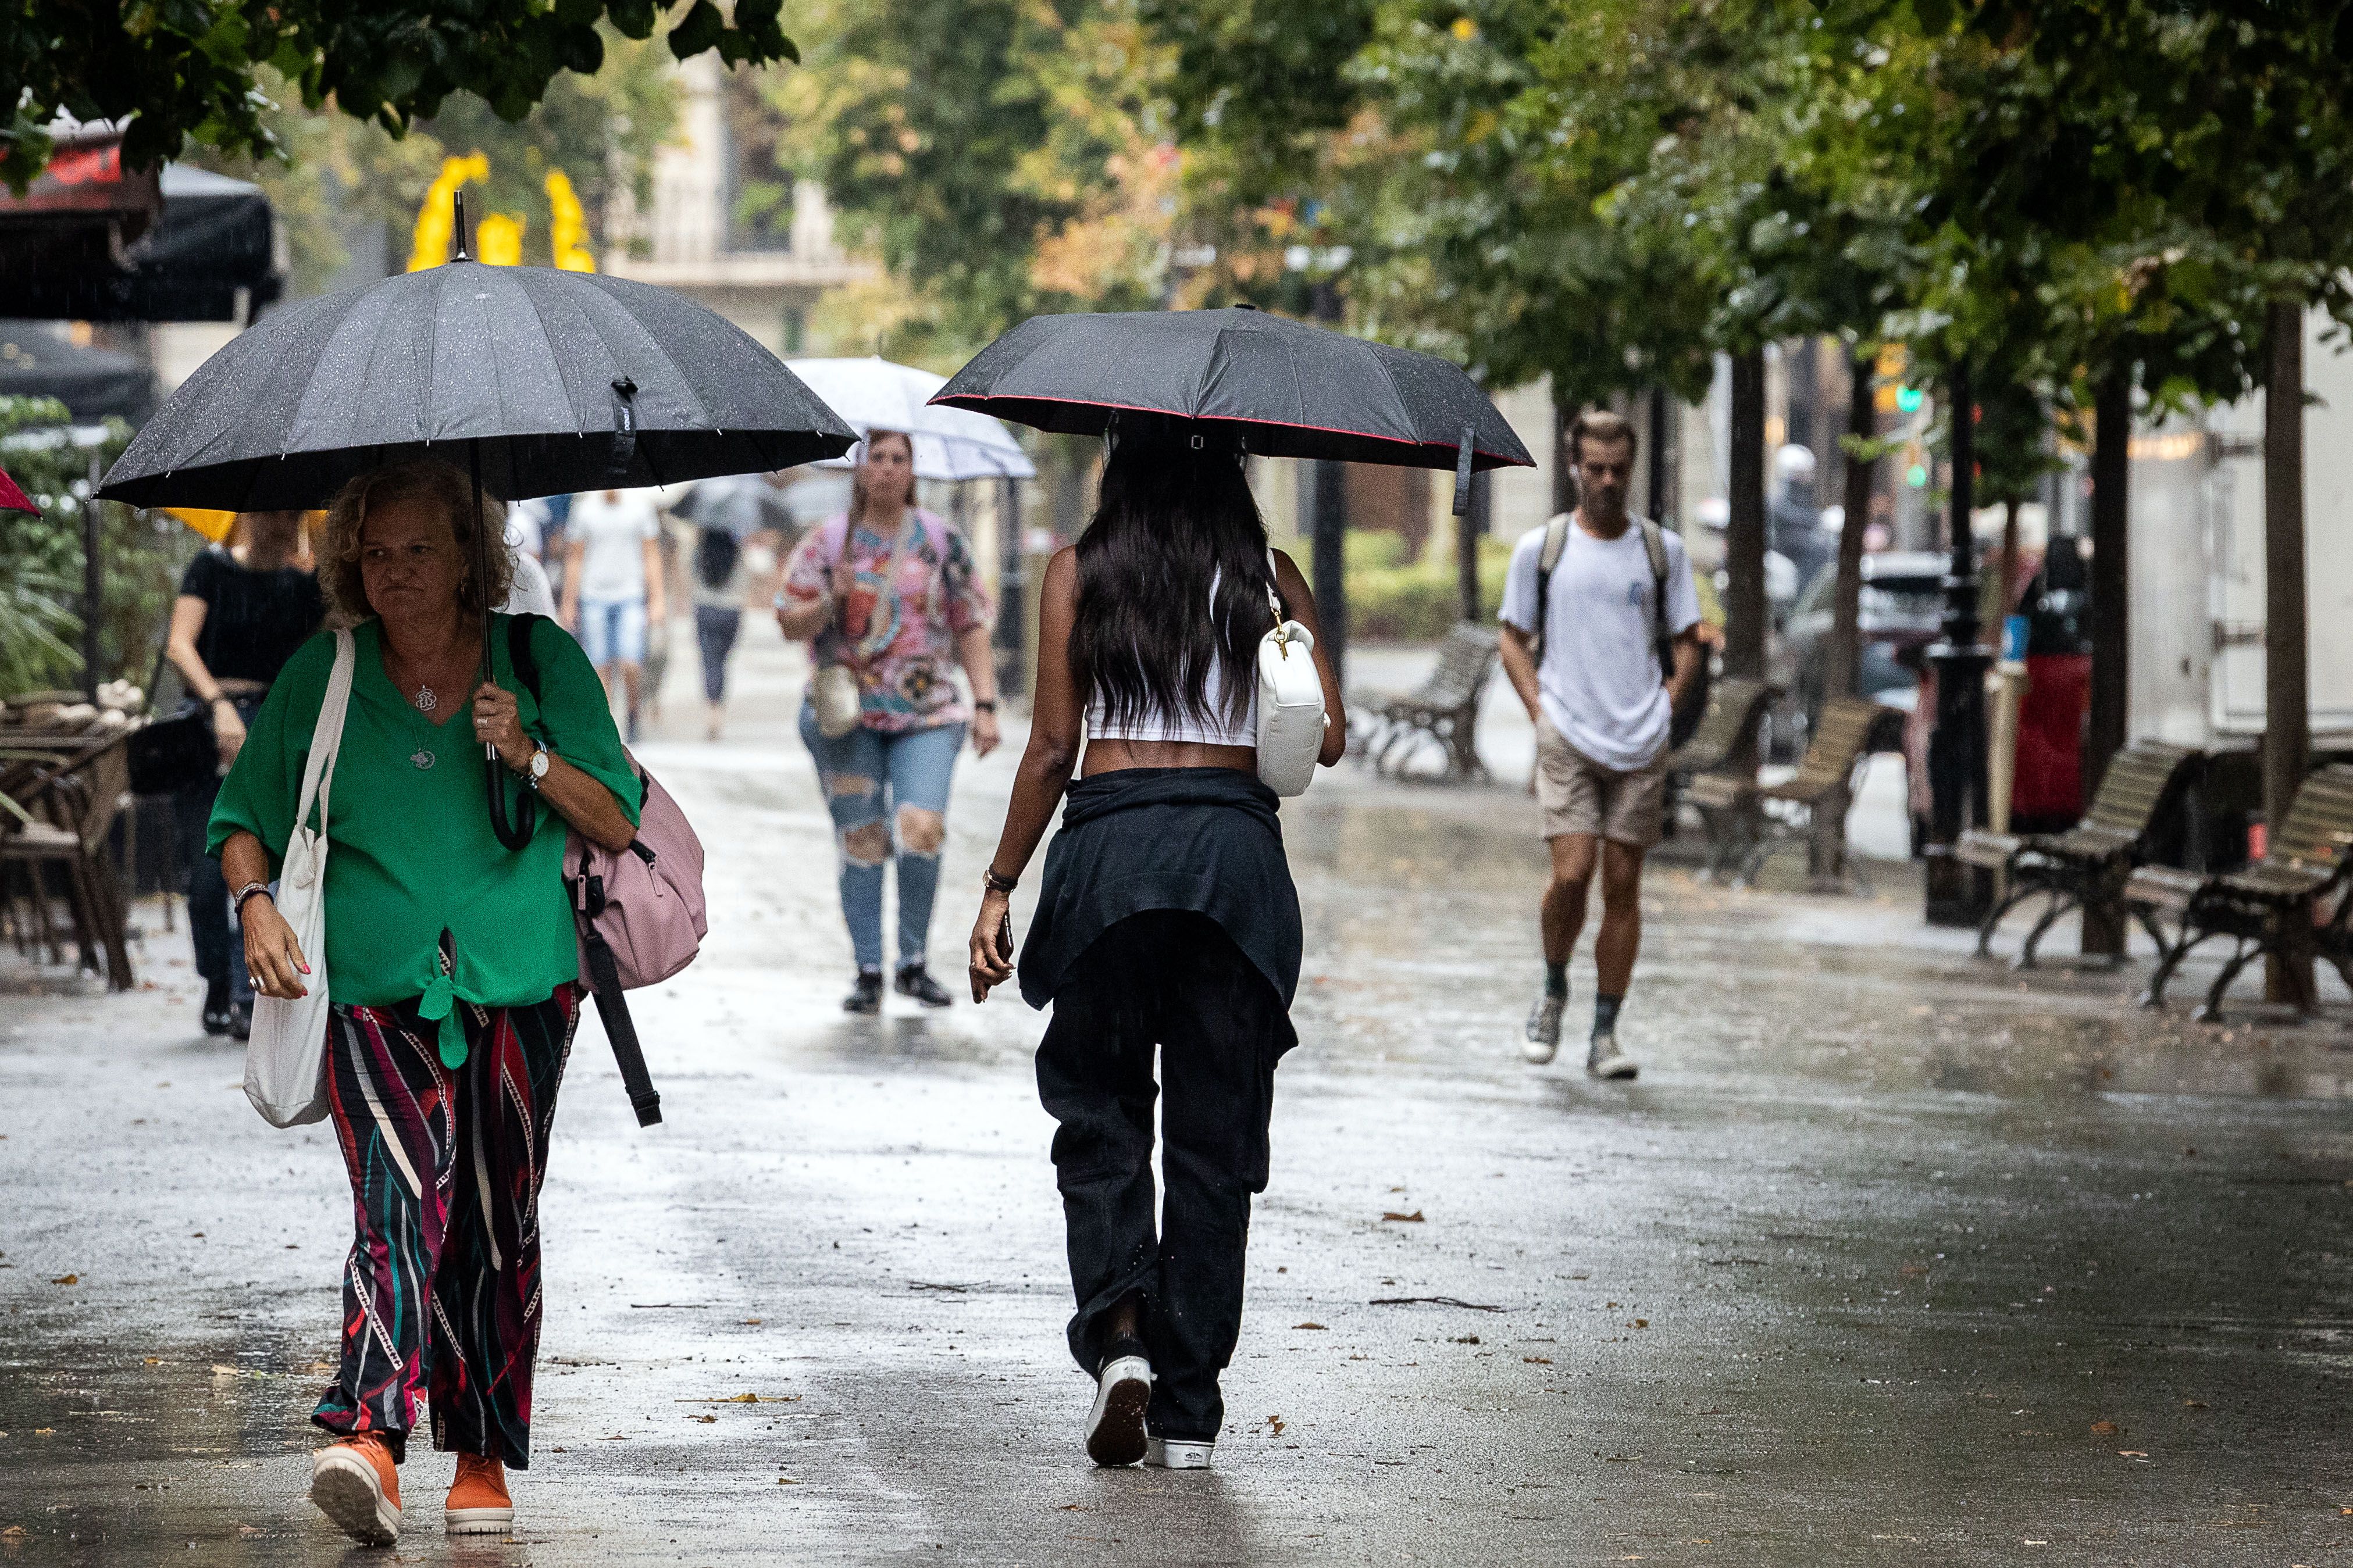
xmin=1085 ymin=567 xmax=1261 ymax=747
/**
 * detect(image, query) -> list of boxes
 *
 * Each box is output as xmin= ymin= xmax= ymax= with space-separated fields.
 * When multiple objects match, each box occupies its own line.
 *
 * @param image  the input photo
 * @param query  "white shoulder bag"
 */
xmin=243 ymin=627 xmax=354 ymax=1128
xmin=1254 ymin=549 xmax=1326 ymax=797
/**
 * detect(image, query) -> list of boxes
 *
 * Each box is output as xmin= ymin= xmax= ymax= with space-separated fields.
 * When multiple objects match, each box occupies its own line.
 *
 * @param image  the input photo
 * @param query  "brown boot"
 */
xmin=310 ymin=1433 xmax=401 ymax=1545
xmin=445 ymin=1452 xmax=515 ymax=1535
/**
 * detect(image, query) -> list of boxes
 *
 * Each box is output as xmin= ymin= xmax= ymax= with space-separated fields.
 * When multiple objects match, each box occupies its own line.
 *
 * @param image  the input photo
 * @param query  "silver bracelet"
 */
xmin=232 ymin=880 xmax=271 ymax=914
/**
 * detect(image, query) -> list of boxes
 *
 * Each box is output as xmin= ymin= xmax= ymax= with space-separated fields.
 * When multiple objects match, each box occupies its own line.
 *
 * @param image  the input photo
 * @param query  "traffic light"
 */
xmin=1896 ymin=385 xmax=1924 ymax=415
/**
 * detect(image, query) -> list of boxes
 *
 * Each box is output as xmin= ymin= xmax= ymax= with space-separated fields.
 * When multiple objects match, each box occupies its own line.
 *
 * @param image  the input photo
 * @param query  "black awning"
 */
xmin=0 ymin=162 xmax=283 ymax=324
xmin=0 ymin=324 xmax=154 ymax=421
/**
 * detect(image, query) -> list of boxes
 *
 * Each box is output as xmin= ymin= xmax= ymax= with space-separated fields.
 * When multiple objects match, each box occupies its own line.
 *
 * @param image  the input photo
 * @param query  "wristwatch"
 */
xmin=525 ymin=747 xmax=550 ymax=790
xmin=983 ymin=867 xmax=1018 ymax=894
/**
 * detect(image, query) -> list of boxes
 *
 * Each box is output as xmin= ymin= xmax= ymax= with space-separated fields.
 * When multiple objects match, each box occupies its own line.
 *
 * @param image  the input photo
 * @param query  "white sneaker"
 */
xmin=1085 ymin=1354 xmax=1153 ymax=1467
xmin=1144 ymin=1436 xmax=1214 ymax=1470
xmin=1523 ymin=990 xmax=1566 ymax=1065
xmin=1586 ymin=1033 xmax=1638 ymax=1080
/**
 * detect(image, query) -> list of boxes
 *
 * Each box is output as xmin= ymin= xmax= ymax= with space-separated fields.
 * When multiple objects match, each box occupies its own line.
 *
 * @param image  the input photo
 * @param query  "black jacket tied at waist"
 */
xmin=1018 ymin=767 xmax=1303 ymax=1021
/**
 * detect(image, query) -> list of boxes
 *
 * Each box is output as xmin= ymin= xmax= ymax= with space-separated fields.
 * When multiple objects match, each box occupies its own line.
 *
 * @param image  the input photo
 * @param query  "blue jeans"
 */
xmin=578 ymin=596 xmax=647 ymax=668
xmin=799 ymin=705 xmax=966 ymax=971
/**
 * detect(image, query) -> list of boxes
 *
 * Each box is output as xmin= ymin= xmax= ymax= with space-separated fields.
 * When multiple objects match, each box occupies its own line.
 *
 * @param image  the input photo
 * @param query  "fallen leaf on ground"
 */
xmin=1058 ymin=1504 xmax=1088 ymax=1512
xmin=1633 ymin=1319 xmax=1649 ymax=1329
xmin=2183 ymin=1400 xmax=2208 ymax=1409
xmin=2118 ymin=1449 xmax=2148 ymax=1458
xmin=1452 ymin=1335 xmax=1482 ymax=1345
xmin=776 ymin=1477 xmax=798 ymax=1485
xmin=741 ymin=1319 xmax=763 ymax=1326
xmin=1293 ymin=1322 xmax=1327 ymax=1331
xmin=2090 ymin=1421 xmax=2119 ymax=1435
xmin=1525 ymin=1356 xmax=1552 ymax=1365
xmin=1381 ymin=1211 xmax=1425 ymax=1223
xmin=689 ymin=1415 xmax=716 ymax=1424
xmin=50 ymin=1274 xmax=77 ymax=1285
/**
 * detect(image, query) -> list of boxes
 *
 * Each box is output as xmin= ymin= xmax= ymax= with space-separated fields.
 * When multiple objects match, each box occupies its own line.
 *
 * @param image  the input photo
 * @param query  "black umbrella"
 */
xmin=930 ymin=306 xmax=1534 ymax=510
xmin=99 ymin=198 xmax=858 ymax=848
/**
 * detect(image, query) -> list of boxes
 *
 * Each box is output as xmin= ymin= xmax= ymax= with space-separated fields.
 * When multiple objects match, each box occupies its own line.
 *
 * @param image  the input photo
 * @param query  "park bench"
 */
xmin=1956 ymin=739 xmax=2201 ymax=967
xmin=1662 ymin=676 xmax=1774 ymax=865
xmin=2126 ymin=762 xmax=2353 ymax=1020
xmin=1348 ymin=623 xmax=1500 ymax=781
xmin=1685 ymin=695 xmax=1892 ymax=890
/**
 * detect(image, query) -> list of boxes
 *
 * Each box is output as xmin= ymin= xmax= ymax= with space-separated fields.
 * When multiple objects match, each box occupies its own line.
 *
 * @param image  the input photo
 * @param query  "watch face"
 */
xmin=530 ymin=749 xmax=550 ymax=778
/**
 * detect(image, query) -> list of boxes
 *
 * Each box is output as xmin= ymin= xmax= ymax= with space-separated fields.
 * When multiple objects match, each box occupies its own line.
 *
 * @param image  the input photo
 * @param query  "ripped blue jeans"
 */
xmin=798 ymin=703 xmax=966 ymax=972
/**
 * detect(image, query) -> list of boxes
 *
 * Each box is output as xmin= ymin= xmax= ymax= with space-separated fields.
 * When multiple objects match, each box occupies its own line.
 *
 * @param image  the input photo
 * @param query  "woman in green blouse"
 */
xmin=211 ymin=459 xmax=639 ymax=1548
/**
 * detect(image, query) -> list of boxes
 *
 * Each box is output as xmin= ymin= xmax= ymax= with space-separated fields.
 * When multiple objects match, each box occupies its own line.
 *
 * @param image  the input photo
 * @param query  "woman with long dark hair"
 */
xmin=967 ymin=425 xmax=1343 ymax=1470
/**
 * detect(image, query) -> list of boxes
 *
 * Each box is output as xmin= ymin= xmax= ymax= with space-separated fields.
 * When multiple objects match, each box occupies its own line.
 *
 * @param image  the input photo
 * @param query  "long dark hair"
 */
xmin=1071 ymin=432 xmax=1277 ymax=733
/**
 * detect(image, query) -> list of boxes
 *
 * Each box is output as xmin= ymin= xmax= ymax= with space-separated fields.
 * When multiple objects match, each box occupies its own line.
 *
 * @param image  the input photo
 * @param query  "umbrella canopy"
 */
xmin=931 ymin=308 xmax=1534 ymax=478
xmin=787 ymin=356 xmax=1036 ymax=481
xmin=0 ymin=466 xmax=35 ymax=516
xmin=97 ymin=261 xmax=858 ymax=511
xmin=675 ymin=472 xmax=797 ymax=538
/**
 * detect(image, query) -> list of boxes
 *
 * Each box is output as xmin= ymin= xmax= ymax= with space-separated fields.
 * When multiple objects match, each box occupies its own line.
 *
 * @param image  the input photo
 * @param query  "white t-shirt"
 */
xmin=1498 ymin=514 xmax=1702 ymax=770
xmin=569 ymin=490 xmax=661 ymax=602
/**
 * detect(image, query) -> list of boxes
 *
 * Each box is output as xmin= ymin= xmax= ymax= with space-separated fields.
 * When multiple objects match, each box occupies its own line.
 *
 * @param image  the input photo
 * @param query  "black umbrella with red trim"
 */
xmin=930 ymin=306 xmax=1532 ymax=512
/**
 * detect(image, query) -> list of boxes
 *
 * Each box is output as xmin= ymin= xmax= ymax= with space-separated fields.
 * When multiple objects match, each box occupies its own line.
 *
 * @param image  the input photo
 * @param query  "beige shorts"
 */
xmin=1535 ymin=719 xmax=1669 ymax=846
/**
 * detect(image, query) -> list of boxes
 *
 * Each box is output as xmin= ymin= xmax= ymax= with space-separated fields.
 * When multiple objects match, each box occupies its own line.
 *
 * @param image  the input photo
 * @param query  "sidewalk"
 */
xmin=2 ymin=616 xmax=2348 ymax=1566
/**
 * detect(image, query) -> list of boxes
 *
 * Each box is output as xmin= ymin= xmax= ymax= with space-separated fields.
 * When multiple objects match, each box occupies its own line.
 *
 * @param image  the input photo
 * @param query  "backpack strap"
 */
xmin=1639 ymin=517 xmax=1677 ymax=688
xmin=1532 ymin=513 xmax=1570 ymax=657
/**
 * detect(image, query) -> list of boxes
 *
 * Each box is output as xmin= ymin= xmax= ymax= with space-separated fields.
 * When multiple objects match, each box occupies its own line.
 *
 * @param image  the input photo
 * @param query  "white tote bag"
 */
xmin=1254 ymin=552 xmax=1326 ymax=798
xmin=243 ymin=628 xmax=354 ymax=1128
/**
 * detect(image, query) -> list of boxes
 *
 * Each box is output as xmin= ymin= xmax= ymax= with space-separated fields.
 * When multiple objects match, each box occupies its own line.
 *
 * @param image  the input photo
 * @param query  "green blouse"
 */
xmin=209 ymin=615 xmax=639 ymax=1062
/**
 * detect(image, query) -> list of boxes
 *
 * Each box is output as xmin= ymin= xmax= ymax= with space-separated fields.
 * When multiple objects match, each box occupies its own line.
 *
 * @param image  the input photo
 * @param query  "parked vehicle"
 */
xmin=1774 ymin=551 xmax=1947 ymax=758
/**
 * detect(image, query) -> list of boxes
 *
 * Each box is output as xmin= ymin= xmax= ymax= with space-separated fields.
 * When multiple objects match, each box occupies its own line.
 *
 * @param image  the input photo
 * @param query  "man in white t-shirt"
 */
xmin=1497 ymin=410 xmax=1702 ymax=1080
xmin=560 ymin=488 xmax=666 ymax=743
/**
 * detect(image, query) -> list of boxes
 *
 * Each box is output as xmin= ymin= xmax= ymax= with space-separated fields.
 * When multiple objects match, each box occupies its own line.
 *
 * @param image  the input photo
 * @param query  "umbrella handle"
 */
xmin=470 ymin=437 xmax=539 ymax=852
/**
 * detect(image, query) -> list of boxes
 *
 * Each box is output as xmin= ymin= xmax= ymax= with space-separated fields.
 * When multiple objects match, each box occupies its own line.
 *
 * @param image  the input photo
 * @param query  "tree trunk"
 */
xmin=1552 ymin=387 xmax=1576 ymax=518
xmin=2081 ymin=362 xmax=2132 ymax=957
xmin=1723 ymin=347 xmax=1768 ymax=683
xmin=1810 ymin=347 xmax=1877 ymax=881
xmin=1648 ymin=386 xmax=1672 ymax=526
xmin=1459 ymin=468 xmax=1490 ymax=623
xmin=2264 ymin=298 xmax=2312 ymax=1005
xmin=1312 ymin=458 xmax=1349 ymax=691
xmin=1923 ymin=360 xmax=1991 ymax=926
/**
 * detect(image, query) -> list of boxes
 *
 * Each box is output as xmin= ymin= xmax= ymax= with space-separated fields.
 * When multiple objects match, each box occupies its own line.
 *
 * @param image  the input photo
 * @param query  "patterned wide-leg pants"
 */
xmin=312 ymin=984 xmax=579 ymax=1467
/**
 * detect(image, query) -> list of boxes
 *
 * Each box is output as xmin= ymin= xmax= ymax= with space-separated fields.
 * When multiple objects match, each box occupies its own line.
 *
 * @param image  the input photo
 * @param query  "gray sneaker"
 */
xmin=1523 ymin=990 xmax=1565 ymax=1065
xmin=1586 ymin=1033 xmax=1638 ymax=1080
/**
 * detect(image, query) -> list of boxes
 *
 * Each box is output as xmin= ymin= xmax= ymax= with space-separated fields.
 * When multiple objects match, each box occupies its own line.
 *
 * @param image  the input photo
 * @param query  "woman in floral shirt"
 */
xmin=777 ymin=430 xmax=999 ymax=1012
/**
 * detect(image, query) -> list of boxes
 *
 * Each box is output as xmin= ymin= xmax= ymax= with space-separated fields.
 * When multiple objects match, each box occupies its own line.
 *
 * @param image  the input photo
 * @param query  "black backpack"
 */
xmin=693 ymin=525 xmax=741 ymax=592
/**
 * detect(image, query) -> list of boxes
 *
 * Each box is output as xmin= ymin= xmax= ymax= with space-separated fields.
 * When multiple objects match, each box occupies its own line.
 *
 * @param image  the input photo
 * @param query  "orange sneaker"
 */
xmin=310 ymin=1433 xmax=401 ymax=1545
xmin=445 ymin=1452 xmax=514 ymax=1535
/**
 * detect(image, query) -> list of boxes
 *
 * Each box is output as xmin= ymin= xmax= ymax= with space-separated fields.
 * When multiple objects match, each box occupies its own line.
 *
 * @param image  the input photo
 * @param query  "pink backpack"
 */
xmin=569 ymin=762 xmax=707 ymax=991
xmin=509 ymin=615 xmax=706 ymax=1126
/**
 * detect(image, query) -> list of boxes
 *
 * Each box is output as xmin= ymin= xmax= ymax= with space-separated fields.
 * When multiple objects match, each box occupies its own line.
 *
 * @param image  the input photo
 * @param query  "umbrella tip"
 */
xmin=452 ymin=189 xmax=472 ymax=263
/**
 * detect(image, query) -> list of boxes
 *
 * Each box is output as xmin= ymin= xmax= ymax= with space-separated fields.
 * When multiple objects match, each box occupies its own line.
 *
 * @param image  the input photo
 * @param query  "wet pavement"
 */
xmin=5 ymin=620 xmax=2352 ymax=1566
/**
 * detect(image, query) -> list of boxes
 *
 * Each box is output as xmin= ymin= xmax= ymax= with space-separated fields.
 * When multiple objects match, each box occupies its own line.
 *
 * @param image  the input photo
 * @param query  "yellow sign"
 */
xmin=547 ymin=170 xmax=596 ymax=273
xmin=408 ymin=154 xmax=490 ymax=272
xmin=407 ymin=156 xmax=596 ymax=272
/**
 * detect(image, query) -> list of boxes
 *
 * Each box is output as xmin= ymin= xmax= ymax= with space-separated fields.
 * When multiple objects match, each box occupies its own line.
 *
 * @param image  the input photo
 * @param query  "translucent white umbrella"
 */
xmin=787 ymin=356 xmax=1036 ymax=481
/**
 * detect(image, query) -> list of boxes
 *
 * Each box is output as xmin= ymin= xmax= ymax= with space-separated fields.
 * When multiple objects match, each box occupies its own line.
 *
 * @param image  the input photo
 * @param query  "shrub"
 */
xmin=1346 ymin=534 xmax=1515 ymax=642
xmin=0 ymin=397 xmax=184 ymax=697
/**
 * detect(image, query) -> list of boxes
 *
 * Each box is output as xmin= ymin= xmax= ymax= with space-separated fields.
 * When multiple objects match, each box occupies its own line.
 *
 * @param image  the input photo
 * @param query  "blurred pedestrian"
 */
xmin=967 ymin=427 xmax=1344 ymax=1471
xmin=1499 ymin=410 xmax=1702 ymax=1080
xmin=209 ymin=459 xmax=640 ymax=1547
xmin=776 ymin=430 xmax=999 ymax=1012
xmin=559 ymin=485 xmax=664 ymax=742
xmin=689 ymin=511 xmax=762 ymax=740
xmin=162 ymin=509 xmax=323 ymax=1040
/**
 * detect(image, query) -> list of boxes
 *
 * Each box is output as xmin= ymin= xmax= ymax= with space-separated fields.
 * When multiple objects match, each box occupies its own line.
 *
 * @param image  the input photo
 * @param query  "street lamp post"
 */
xmin=1923 ymin=363 xmax=1993 ymax=925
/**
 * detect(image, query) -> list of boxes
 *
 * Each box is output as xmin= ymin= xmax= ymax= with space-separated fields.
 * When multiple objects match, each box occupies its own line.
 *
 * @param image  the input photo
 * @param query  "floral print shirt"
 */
xmin=780 ymin=509 xmax=992 ymax=733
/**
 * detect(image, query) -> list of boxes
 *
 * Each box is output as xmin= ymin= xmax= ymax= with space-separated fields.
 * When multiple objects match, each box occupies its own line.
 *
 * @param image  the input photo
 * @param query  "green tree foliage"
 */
xmin=0 ymin=397 xmax=179 ymax=694
xmin=191 ymin=34 xmax=680 ymax=295
xmin=2 ymin=0 xmax=794 ymax=193
xmin=765 ymin=0 xmax=1177 ymax=359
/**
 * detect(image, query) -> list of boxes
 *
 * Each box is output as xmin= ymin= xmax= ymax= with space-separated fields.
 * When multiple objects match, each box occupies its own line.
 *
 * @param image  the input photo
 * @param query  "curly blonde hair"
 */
xmin=319 ymin=459 xmax=512 ymax=624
